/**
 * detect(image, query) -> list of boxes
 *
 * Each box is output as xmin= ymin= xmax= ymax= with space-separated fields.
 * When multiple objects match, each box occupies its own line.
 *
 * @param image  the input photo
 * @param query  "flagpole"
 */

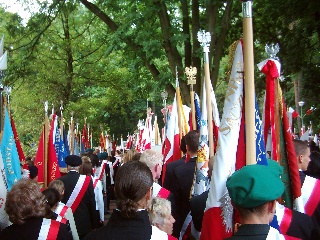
xmin=242 ymin=0 xmax=256 ymax=165
xmin=186 ymin=66 xmax=197 ymax=130
xmin=44 ymin=101 xmax=49 ymax=188
xmin=175 ymin=67 xmax=183 ymax=142
xmin=60 ymin=101 xmax=64 ymax=141
xmin=70 ymin=112 xmax=74 ymax=154
xmin=198 ymin=31 xmax=214 ymax=167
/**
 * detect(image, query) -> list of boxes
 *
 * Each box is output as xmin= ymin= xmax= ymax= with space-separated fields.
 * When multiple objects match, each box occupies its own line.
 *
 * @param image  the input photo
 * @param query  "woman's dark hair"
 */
xmin=115 ymin=161 xmax=153 ymax=219
xmin=42 ymin=188 xmax=60 ymax=209
xmin=5 ymin=179 xmax=46 ymax=225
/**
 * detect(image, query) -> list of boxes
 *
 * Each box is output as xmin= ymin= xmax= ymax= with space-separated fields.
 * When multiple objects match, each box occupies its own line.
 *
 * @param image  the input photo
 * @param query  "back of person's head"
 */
xmin=293 ymin=139 xmax=309 ymax=156
xmin=139 ymin=149 xmax=163 ymax=169
xmin=5 ymin=179 xmax=46 ymax=225
xmin=115 ymin=161 xmax=153 ymax=219
xmin=149 ymin=197 xmax=172 ymax=226
xmin=28 ymin=165 xmax=38 ymax=180
xmin=122 ymin=149 xmax=137 ymax=164
xmin=90 ymin=153 xmax=101 ymax=167
xmin=42 ymin=188 xmax=60 ymax=209
xmin=79 ymin=160 xmax=93 ymax=176
xmin=185 ymin=130 xmax=199 ymax=153
xmin=132 ymin=153 xmax=142 ymax=161
xmin=306 ymin=151 xmax=320 ymax=178
xmin=48 ymin=179 xmax=65 ymax=199
xmin=180 ymin=136 xmax=187 ymax=154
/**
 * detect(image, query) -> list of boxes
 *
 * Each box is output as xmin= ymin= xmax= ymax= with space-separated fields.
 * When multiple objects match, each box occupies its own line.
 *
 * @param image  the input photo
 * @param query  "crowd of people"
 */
xmin=1 ymin=130 xmax=320 ymax=240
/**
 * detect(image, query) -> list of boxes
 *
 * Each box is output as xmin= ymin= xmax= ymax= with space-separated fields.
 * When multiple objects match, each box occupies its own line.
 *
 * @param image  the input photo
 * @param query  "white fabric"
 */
xmin=54 ymin=202 xmax=79 ymax=240
xmin=66 ymin=175 xmax=86 ymax=209
xmin=301 ymin=175 xmax=317 ymax=212
xmin=150 ymin=225 xmax=169 ymax=240
xmin=92 ymin=177 xmax=104 ymax=221
xmin=266 ymin=226 xmax=285 ymax=240
xmin=38 ymin=218 xmax=51 ymax=240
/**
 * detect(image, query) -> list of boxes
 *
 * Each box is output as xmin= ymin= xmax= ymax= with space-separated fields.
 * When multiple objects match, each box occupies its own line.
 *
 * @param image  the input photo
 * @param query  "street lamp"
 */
xmin=298 ymin=101 xmax=305 ymax=129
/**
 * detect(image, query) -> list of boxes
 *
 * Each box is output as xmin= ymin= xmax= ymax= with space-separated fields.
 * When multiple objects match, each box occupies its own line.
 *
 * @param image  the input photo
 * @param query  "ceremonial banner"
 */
xmin=194 ymin=93 xmax=201 ymax=131
xmin=10 ymin=115 xmax=26 ymax=164
xmin=201 ymin=41 xmax=244 ymax=240
xmin=0 ymin=151 xmax=10 ymax=229
xmin=163 ymin=95 xmax=180 ymax=164
xmin=0 ymin=106 xmax=21 ymax=190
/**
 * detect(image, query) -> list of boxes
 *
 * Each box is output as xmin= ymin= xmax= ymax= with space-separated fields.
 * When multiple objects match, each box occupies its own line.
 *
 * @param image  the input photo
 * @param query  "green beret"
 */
xmin=85 ymin=148 xmax=94 ymax=153
xmin=98 ymin=152 xmax=108 ymax=160
xmin=226 ymin=164 xmax=284 ymax=209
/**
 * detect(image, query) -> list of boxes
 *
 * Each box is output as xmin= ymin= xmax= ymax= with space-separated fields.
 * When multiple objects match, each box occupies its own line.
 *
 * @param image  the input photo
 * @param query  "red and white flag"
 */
xmin=163 ymin=95 xmax=181 ymax=165
xmin=200 ymin=41 xmax=244 ymax=240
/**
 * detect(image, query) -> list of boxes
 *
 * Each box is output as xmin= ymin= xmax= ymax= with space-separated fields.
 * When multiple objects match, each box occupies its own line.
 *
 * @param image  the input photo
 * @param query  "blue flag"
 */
xmin=63 ymin=128 xmax=70 ymax=156
xmin=255 ymin=99 xmax=268 ymax=166
xmin=0 ymin=107 xmax=21 ymax=190
xmin=54 ymin=126 xmax=67 ymax=168
xmin=194 ymin=92 xmax=201 ymax=131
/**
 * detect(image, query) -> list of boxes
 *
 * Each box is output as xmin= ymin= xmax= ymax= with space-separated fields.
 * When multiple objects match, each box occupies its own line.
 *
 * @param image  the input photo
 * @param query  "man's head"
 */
xmin=226 ymin=163 xmax=284 ymax=223
xmin=65 ymin=155 xmax=82 ymax=171
xmin=185 ymin=130 xmax=199 ymax=156
xmin=139 ymin=149 xmax=163 ymax=181
xmin=293 ymin=139 xmax=311 ymax=171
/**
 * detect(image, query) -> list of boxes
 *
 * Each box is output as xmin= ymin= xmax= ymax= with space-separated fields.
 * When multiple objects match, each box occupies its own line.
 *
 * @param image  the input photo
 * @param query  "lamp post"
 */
xmin=298 ymin=101 xmax=305 ymax=131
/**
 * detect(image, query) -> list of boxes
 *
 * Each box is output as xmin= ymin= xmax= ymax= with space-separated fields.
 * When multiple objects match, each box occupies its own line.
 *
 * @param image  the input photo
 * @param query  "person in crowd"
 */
xmin=163 ymin=135 xmax=187 ymax=192
xmin=48 ymin=180 xmax=79 ymax=240
xmin=305 ymin=151 xmax=320 ymax=179
xmin=225 ymin=164 xmax=286 ymax=239
xmin=148 ymin=197 xmax=176 ymax=239
xmin=294 ymin=139 xmax=320 ymax=227
xmin=0 ymin=179 xmax=71 ymax=240
xmin=28 ymin=165 xmax=39 ymax=181
xmin=79 ymin=159 xmax=104 ymax=228
xmin=293 ymin=139 xmax=311 ymax=185
xmin=170 ymin=130 xmax=199 ymax=238
xmin=121 ymin=149 xmax=137 ymax=165
xmin=83 ymin=161 xmax=155 ymax=240
xmin=132 ymin=152 xmax=142 ymax=161
xmin=57 ymin=155 xmax=96 ymax=239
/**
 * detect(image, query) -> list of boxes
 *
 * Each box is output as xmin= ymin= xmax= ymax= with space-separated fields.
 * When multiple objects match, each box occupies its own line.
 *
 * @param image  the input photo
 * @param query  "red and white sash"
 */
xmin=56 ymin=215 xmax=68 ymax=224
xmin=55 ymin=203 xmax=69 ymax=218
xmin=92 ymin=177 xmax=100 ymax=189
xmin=152 ymin=182 xmax=170 ymax=199
xmin=97 ymin=161 xmax=107 ymax=180
xmin=113 ymin=157 xmax=121 ymax=168
xmin=66 ymin=175 xmax=91 ymax=213
xmin=301 ymin=175 xmax=320 ymax=216
xmin=38 ymin=218 xmax=60 ymax=240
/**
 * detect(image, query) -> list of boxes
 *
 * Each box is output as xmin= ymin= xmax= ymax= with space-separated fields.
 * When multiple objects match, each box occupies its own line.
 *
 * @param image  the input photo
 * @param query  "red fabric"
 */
xmin=10 ymin=115 xmax=26 ymax=166
xmin=34 ymin=126 xmax=45 ymax=183
xmin=168 ymin=235 xmax=178 ymax=240
xmin=305 ymin=179 xmax=320 ymax=216
xmin=162 ymin=133 xmax=180 ymax=185
xmin=93 ymin=178 xmax=99 ymax=189
xmin=59 ymin=206 xmax=68 ymax=217
xmin=282 ymin=100 xmax=301 ymax=200
xmin=236 ymin=103 xmax=246 ymax=170
xmin=47 ymin=115 xmax=61 ymax=184
xmin=306 ymin=109 xmax=313 ymax=115
xmin=200 ymin=207 xmax=232 ymax=240
xmin=157 ymin=187 xmax=170 ymax=199
xmin=99 ymin=133 xmax=104 ymax=149
xmin=292 ymin=111 xmax=299 ymax=119
xmin=70 ymin=176 xmax=91 ymax=213
xmin=280 ymin=207 xmax=293 ymax=235
xmin=47 ymin=220 xmax=60 ymax=240
xmin=261 ymin=60 xmax=280 ymax=161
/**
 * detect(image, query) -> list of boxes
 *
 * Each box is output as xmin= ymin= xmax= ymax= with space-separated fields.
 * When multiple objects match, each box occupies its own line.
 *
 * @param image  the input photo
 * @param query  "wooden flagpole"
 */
xmin=60 ymin=101 xmax=64 ymax=141
xmin=70 ymin=112 xmax=74 ymax=154
xmin=44 ymin=101 xmax=49 ymax=188
xmin=186 ymin=66 xmax=197 ymax=130
xmin=175 ymin=67 xmax=183 ymax=142
xmin=198 ymin=31 xmax=214 ymax=168
xmin=242 ymin=0 xmax=256 ymax=165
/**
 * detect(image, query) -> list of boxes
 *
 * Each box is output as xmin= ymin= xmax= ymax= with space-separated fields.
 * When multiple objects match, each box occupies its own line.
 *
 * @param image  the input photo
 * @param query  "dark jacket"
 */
xmin=0 ymin=217 xmax=71 ymax=240
xmin=163 ymin=156 xmax=186 ymax=192
xmin=83 ymin=209 xmax=152 ymax=240
xmin=58 ymin=171 xmax=96 ymax=238
xmin=171 ymin=156 xmax=197 ymax=238
xmin=224 ymin=224 xmax=270 ymax=240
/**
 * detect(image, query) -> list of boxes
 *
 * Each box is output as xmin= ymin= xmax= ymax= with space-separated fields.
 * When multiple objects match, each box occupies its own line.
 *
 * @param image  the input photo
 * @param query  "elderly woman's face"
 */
xmin=159 ymin=214 xmax=175 ymax=235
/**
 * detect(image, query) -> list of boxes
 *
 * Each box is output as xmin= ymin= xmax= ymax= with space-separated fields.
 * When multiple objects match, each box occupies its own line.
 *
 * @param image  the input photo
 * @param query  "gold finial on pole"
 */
xmin=185 ymin=66 xmax=197 ymax=130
